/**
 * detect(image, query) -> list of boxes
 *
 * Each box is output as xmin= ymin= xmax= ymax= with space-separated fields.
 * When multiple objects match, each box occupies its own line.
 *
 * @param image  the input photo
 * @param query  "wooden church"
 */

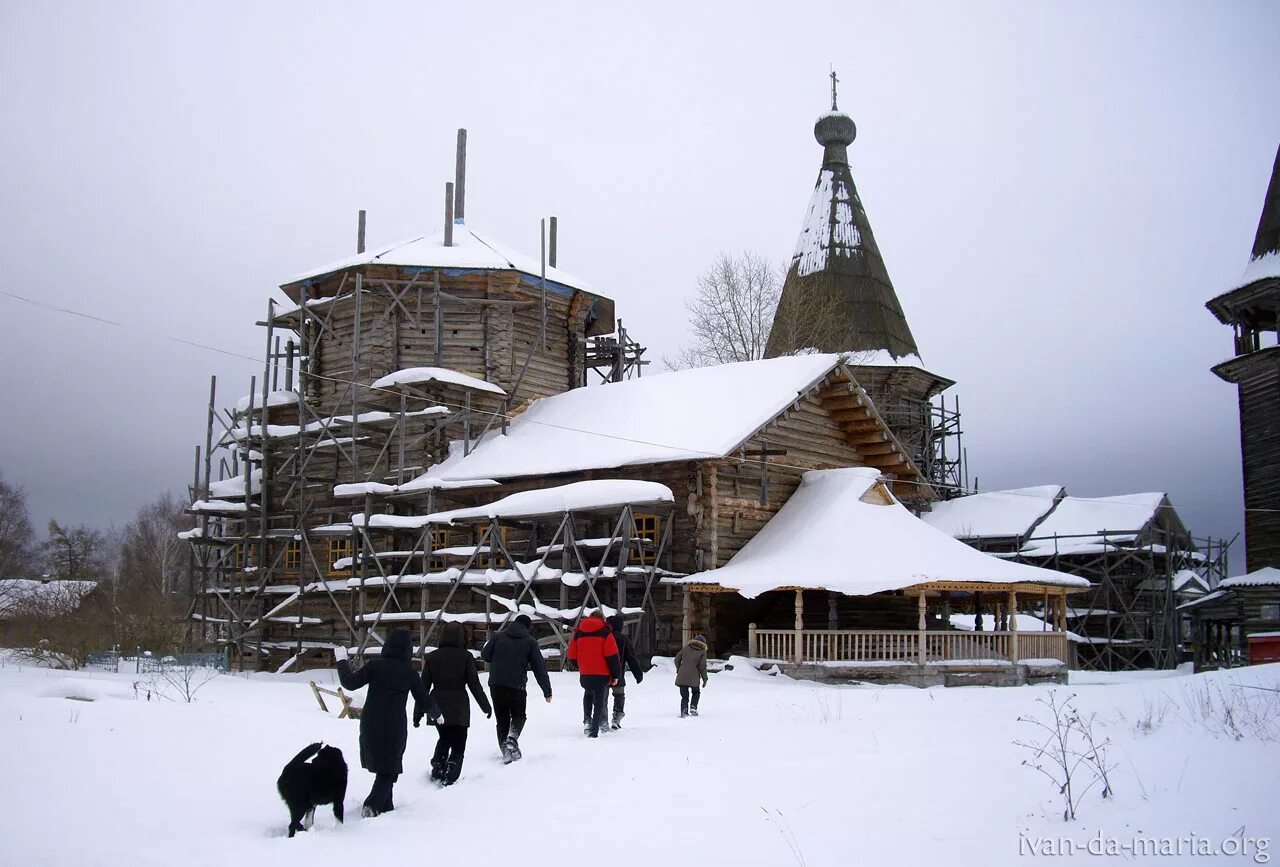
xmin=185 ymin=103 xmax=1083 ymax=685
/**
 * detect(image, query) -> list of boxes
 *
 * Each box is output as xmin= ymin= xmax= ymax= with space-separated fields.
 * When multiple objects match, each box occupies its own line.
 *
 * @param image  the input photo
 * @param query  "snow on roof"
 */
xmin=1172 ymin=569 xmax=1210 ymax=594
xmin=428 ymin=480 xmax=674 ymax=523
xmin=1178 ymin=589 xmax=1228 ymax=610
xmin=208 ymin=469 xmax=262 ymax=500
xmin=286 ymin=223 xmax=599 ymax=294
xmin=371 ymin=366 xmax=506 ymax=396
xmin=1219 ymin=566 xmax=1280 ymax=588
xmin=922 ymin=485 xmax=1063 ymax=540
xmin=234 ymin=390 xmax=299 ymax=415
xmin=675 ymin=468 xmax=1088 ymax=598
xmin=333 ymin=482 xmax=398 ymax=499
xmin=427 ymin=354 xmax=842 ymax=481
xmin=0 ymin=579 xmax=98 ymax=617
xmin=189 ymin=499 xmax=252 ymax=514
xmin=794 ymin=168 xmax=861 ymax=278
xmin=1020 ymin=492 xmax=1166 ymax=554
xmin=394 ymin=475 xmax=498 ymax=495
xmin=1235 ymin=250 xmax=1280 ymax=291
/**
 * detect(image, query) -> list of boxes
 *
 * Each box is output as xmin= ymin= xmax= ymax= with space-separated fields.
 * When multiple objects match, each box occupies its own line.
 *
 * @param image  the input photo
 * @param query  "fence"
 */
xmin=749 ymin=626 xmax=1069 ymax=666
xmin=85 ymin=649 xmax=230 ymax=674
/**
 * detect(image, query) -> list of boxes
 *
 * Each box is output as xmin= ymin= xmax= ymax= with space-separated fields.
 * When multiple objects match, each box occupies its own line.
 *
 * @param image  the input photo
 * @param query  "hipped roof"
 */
xmin=1207 ymin=142 xmax=1280 ymax=319
xmin=674 ymin=468 xmax=1088 ymax=599
xmin=282 ymin=222 xmax=599 ymax=295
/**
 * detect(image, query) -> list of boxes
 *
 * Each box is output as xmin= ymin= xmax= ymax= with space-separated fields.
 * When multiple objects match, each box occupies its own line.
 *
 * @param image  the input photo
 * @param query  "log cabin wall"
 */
xmin=303 ymin=266 xmax=593 ymax=417
xmin=1235 ymin=357 xmax=1280 ymax=571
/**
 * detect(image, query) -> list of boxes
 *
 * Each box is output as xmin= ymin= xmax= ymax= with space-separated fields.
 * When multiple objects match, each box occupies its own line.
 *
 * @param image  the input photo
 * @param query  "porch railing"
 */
xmin=749 ymin=625 xmax=1069 ymax=666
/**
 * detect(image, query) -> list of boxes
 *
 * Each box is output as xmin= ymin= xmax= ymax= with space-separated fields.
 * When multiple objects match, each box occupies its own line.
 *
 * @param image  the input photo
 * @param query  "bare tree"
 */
xmin=667 ymin=252 xmax=782 ymax=369
xmin=0 ymin=471 xmax=37 ymax=580
xmin=42 ymin=520 xmax=112 ymax=583
xmin=668 ymin=252 xmax=853 ymax=369
xmin=118 ymin=493 xmax=192 ymax=597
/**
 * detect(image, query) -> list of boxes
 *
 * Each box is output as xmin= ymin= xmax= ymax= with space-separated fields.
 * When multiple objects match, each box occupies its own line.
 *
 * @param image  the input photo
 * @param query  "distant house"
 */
xmin=1181 ymin=566 xmax=1280 ymax=671
xmin=0 ymin=578 xmax=100 ymax=644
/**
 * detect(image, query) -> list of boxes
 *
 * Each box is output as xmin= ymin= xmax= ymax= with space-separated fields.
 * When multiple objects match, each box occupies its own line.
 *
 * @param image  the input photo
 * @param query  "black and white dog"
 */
xmin=277 ymin=742 xmax=347 ymax=838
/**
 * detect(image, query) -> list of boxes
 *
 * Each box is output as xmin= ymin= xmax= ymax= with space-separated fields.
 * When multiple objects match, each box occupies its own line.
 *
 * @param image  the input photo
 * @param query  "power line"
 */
xmin=1 ymin=286 xmax=1259 ymax=515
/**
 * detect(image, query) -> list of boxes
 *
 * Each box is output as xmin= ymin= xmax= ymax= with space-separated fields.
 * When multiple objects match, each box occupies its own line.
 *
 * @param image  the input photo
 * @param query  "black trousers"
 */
xmin=364 ymin=772 xmax=398 ymax=814
xmin=679 ymin=685 xmax=701 ymax=713
xmin=610 ymin=682 xmax=626 ymax=717
xmin=491 ymin=684 xmax=528 ymax=745
xmin=580 ymin=674 xmax=610 ymax=736
xmin=432 ymin=724 xmax=468 ymax=783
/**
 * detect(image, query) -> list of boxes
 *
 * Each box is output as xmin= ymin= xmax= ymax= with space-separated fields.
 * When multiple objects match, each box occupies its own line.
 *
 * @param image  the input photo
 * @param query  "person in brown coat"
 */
xmin=673 ymin=634 xmax=708 ymax=717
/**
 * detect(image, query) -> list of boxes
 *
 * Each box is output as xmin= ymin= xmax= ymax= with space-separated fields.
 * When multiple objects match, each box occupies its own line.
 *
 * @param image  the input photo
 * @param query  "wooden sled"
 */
xmin=309 ymin=681 xmax=362 ymax=719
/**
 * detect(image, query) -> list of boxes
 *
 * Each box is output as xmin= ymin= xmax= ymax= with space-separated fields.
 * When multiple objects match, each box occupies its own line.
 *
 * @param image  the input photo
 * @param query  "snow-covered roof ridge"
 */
xmin=284 ymin=222 xmax=598 ymax=294
xmin=427 ymin=479 xmax=674 ymax=523
xmin=371 ymin=366 xmax=506 ymax=396
xmin=1020 ymin=492 xmax=1169 ymax=555
xmin=923 ymin=485 xmax=1064 ymax=540
xmin=423 ymin=354 xmax=849 ymax=481
xmin=676 ymin=467 xmax=1088 ymax=598
xmin=1219 ymin=566 xmax=1280 ymax=589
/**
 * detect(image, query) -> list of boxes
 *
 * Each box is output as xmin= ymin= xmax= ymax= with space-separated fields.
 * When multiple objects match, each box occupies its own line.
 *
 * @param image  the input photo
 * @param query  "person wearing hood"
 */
xmin=606 ymin=614 xmax=645 ymax=730
xmin=335 ymin=629 xmax=441 ymax=816
xmin=567 ymin=610 xmax=621 ymax=738
xmin=481 ymin=613 xmax=552 ymax=763
xmin=413 ymin=622 xmax=492 ymax=786
xmin=674 ymin=634 xmax=709 ymax=718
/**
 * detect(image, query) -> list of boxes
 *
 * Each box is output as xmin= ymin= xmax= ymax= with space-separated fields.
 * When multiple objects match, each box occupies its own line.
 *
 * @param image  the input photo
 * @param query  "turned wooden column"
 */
xmin=794 ymin=589 xmax=804 ymax=665
xmin=917 ymin=592 xmax=927 ymax=665
xmin=1008 ymin=590 xmax=1019 ymax=661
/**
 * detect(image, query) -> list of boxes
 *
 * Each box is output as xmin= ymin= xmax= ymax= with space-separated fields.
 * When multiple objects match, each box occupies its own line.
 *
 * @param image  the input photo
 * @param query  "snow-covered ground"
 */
xmin=1 ymin=655 xmax=1277 ymax=866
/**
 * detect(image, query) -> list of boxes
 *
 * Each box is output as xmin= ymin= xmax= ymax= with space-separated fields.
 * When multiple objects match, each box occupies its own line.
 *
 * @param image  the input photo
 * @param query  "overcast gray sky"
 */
xmin=1 ymin=1 xmax=1276 ymax=565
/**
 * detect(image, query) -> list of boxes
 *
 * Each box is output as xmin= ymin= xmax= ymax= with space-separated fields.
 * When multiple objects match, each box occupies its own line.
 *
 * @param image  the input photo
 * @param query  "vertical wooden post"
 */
xmin=681 ymin=588 xmax=691 ymax=648
xmin=748 ymin=622 xmax=758 ymax=659
xmin=444 ymin=182 xmax=455 ymax=247
xmin=974 ymin=591 xmax=983 ymax=631
xmin=793 ymin=589 xmax=804 ymax=665
xmin=917 ymin=592 xmax=927 ymax=665
xmin=1008 ymin=590 xmax=1019 ymax=661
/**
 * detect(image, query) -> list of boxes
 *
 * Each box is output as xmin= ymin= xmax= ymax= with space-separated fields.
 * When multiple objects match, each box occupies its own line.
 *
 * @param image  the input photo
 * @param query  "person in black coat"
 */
xmin=481 ymin=614 xmax=552 ymax=763
xmin=607 ymin=614 xmax=645 ymax=730
xmin=335 ymin=630 xmax=441 ymax=817
xmin=412 ymin=622 xmax=492 ymax=786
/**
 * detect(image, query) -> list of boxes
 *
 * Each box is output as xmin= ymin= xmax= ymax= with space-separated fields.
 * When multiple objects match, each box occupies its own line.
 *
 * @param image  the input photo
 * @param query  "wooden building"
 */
xmin=923 ymin=487 xmax=1229 ymax=670
xmin=1182 ymin=566 xmax=1280 ymax=671
xmin=1207 ymin=142 xmax=1280 ymax=572
xmin=183 ymin=121 xmax=1081 ymax=683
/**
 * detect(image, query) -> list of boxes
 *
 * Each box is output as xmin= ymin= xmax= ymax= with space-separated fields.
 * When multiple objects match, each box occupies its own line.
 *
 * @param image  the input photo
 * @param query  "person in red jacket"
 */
xmin=566 ymin=610 xmax=621 ymax=738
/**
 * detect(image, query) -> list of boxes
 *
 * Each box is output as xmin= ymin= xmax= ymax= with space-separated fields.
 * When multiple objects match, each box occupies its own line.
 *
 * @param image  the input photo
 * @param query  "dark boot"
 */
xmin=505 ymin=720 xmax=524 ymax=762
xmin=611 ymin=693 xmax=625 ymax=730
xmin=443 ymin=759 xmax=462 ymax=786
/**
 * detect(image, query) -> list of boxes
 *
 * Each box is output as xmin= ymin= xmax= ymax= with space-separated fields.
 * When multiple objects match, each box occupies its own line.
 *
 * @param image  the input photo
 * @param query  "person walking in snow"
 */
xmin=674 ymin=634 xmax=709 ymax=718
xmin=481 ymin=613 xmax=553 ymax=763
xmin=567 ymin=609 xmax=621 ymax=738
xmin=413 ymin=622 xmax=492 ymax=786
xmin=335 ymin=629 xmax=441 ymax=817
xmin=606 ymin=614 xmax=645 ymax=730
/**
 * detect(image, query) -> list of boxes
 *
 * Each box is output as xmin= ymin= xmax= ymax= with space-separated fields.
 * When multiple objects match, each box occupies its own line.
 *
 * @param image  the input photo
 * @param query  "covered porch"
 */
xmin=674 ymin=468 xmax=1088 ymax=686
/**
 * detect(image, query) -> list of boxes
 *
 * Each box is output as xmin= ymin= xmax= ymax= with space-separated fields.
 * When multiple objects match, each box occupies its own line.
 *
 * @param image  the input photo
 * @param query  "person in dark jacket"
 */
xmin=674 ymin=634 xmax=709 ymax=718
xmin=606 ymin=614 xmax=644 ymax=730
xmin=413 ymin=622 xmax=492 ymax=786
xmin=567 ymin=610 xmax=621 ymax=738
xmin=335 ymin=630 xmax=441 ymax=816
xmin=481 ymin=614 xmax=552 ymax=763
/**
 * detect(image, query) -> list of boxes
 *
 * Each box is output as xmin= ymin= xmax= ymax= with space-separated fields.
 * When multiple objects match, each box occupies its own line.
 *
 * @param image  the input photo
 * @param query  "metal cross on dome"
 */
xmin=830 ymin=68 xmax=839 ymax=111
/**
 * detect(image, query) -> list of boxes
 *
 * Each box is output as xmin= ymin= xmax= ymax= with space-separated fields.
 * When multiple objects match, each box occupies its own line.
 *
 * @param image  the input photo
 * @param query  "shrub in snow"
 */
xmin=1014 ymin=691 xmax=1115 ymax=822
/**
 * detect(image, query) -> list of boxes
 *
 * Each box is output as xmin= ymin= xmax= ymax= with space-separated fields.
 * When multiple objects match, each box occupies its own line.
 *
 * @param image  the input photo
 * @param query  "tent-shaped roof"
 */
xmin=1219 ymin=566 xmax=1280 ymax=589
xmin=764 ymin=108 xmax=919 ymax=361
xmin=1207 ymin=143 xmax=1280 ymax=318
xmin=673 ymin=468 xmax=1087 ymax=598
xmin=922 ymin=486 xmax=1064 ymax=540
xmin=422 ymin=354 xmax=926 ymax=489
xmin=283 ymin=222 xmax=598 ymax=294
